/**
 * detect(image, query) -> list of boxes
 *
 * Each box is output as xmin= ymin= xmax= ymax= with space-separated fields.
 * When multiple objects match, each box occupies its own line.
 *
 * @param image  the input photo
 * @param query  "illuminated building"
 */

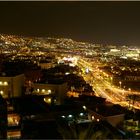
xmin=7 ymin=113 xmax=21 ymax=139
xmin=32 ymin=82 xmax=68 ymax=105
xmin=0 ymin=73 xmax=25 ymax=98
xmin=38 ymin=62 xmax=56 ymax=69
xmin=88 ymin=106 xmax=125 ymax=127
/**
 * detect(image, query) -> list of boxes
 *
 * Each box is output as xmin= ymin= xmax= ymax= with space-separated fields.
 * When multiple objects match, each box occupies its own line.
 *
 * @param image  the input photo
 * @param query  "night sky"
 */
xmin=0 ymin=1 xmax=140 ymax=46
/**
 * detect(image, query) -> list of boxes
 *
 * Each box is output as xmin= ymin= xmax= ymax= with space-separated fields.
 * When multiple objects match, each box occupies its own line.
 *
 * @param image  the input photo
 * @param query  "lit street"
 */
xmin=77 ymin=58 xmax=140 ymax=110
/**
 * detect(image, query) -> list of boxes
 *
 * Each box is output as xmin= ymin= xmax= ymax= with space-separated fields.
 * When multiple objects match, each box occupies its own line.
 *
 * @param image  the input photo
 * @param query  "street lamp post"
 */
xmin=122 ymin=89 xmax=125 ymax=95
xmin=110 ymin=77 xmax=113 ymax=85
xmin=119 ymin=81 xmax=122 ymax=89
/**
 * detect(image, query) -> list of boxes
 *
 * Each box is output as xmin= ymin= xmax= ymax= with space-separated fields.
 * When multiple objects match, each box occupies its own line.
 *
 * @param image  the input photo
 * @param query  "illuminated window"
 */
xmin=37 ymin=89 xmax=40 ymax=92
xmin=97 ymin=119 xmax=100 ymax=122
xmin=47 ymin=98 xmax=51 ymax=103
xmin=44 ymin=98 xmax=51 ymax=104
xmin=8 ymin=114 xmax=20 ymax=127
xmin=7 ymin=130 xmax=21 ymax=139
xmin=0 ymin=90 xmax=3 ymax=95
xmin=48 ymin=89 xmax=51 ymax=94
xmin=0 ymin=81 xmax=8 ymax=86
xmin=92 ymin=116 xmax=95 ymax=120
xmin=42 ymin=89 xmax=45 ymax=93
xmin=4 ymin=81 xmax=8 ymax=86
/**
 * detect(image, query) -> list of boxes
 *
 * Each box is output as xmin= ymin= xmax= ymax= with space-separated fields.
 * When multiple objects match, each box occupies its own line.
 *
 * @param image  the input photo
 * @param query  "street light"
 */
xmin=119 ymin=81 xmax=122 ymax=89
xmin=110 ymin=77 xmax=113 ymax=84
xmin=122 ymin=89 xmax=124 ymax=95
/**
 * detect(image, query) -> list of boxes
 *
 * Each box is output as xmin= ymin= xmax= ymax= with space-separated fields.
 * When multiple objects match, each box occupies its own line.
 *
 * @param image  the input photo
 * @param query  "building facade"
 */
xmin=0 ymin=74 xmax=25 ymax=98
xmin=32 ymin=82 xmax=68 ymax=105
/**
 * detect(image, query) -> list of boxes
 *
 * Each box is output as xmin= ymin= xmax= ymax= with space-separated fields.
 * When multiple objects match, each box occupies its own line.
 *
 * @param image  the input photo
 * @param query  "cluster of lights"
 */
xmin=91 ymin=115 xmax=100 ymax=122
xmin=44 ymin=98 xmax=51 ymax=104
xmin=61 ymin=112 xmax=85 ymax=119
xmin=0 ymin=81 xmax=8 ymax=86
xmin=8 ymin=114 xmax=20 ymax=127
xmin=61 ymin=114 xmax=73 ymax=119
xmin=36 ymin=89 xmax=51 ymax=94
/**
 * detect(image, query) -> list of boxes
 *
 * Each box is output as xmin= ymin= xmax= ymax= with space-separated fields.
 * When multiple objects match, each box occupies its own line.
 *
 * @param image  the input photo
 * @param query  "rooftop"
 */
xmin=34 ymin=77 xmax=65 ymax=85
xmin=89 ymin=104 xmax=126 ymax=117
xmin=0 ymin=71 xmax=24 ymax=77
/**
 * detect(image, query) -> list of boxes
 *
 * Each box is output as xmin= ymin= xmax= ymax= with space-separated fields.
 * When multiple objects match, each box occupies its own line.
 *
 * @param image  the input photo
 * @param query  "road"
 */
xmin=77 ymin=57 xmax=140 ymax=110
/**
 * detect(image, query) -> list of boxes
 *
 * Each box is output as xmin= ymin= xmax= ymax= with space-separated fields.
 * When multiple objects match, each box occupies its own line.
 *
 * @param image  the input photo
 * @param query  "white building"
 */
xmin=32 ymin=82 xmax=68 ymax=105
xmin=0 ymin=73 xmax=25 ymax=98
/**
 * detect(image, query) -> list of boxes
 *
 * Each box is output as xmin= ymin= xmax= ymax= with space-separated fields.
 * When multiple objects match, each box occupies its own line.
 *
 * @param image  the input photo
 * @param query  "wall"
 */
xmin=33 ymin=82 xmax=68 ymax=104
xmin=0 ymin=74 xmax=25 ymax=98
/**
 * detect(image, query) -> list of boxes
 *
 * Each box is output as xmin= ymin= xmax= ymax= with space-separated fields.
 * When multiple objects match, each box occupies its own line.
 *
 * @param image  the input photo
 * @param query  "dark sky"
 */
xmin=0 ymin=1 xmax=140 ymax=46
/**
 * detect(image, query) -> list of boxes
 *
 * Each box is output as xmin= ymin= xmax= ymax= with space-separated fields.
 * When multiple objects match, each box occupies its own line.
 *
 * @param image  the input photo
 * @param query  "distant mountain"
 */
xmin=0 ymin=34 xmax=98 ymax=52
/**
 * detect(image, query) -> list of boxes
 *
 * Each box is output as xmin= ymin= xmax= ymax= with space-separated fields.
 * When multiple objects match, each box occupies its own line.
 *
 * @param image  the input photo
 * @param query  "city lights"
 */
xmin=0 ymin=2 xmax=139 ymax=139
